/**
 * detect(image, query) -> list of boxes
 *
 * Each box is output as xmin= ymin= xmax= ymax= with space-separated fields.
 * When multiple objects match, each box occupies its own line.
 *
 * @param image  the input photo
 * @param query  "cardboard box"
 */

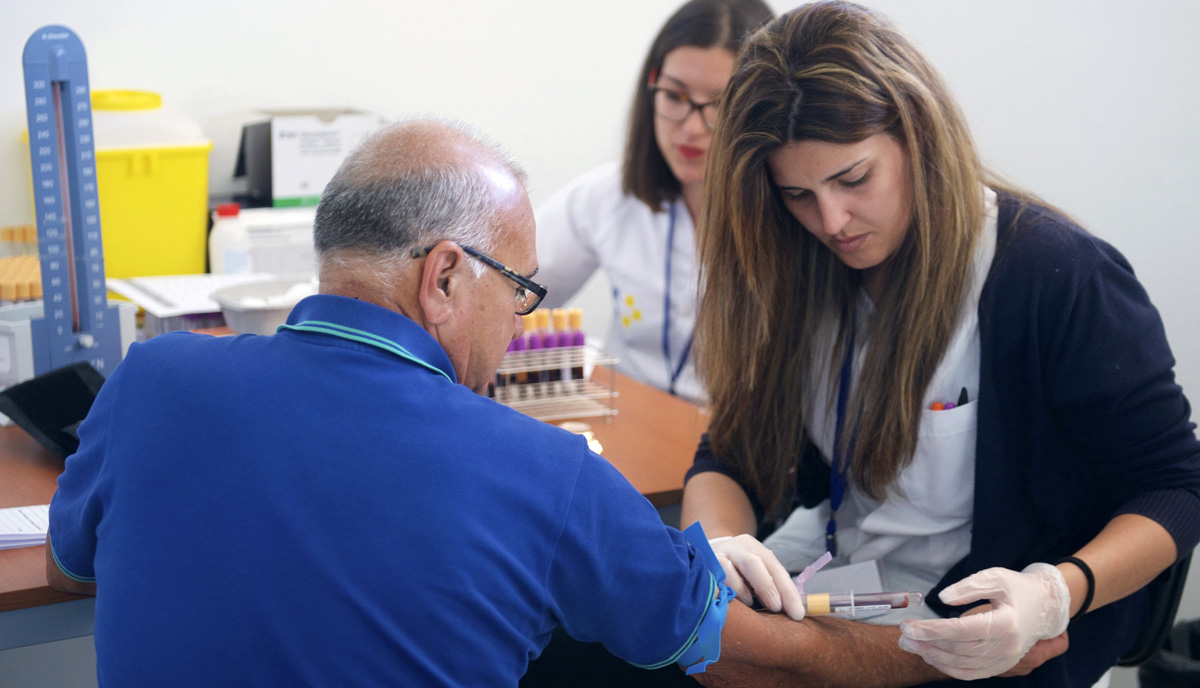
xmin=234 ymin=109 xmax=380 ymax=207
xmin=240 ymin=207 xmax=318 ymax=277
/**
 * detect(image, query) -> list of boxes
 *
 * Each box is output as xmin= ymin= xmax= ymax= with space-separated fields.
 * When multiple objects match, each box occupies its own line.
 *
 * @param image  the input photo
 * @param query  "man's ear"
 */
xmin=417 ymin=242 xmax=467 ymax=326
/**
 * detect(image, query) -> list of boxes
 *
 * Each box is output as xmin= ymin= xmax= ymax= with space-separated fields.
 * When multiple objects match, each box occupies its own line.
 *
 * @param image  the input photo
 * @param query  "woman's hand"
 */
xmin=897 ymin=564 xmax=1070 ymax=680
xmin=708 ymin=534 xmax=806 ymax=620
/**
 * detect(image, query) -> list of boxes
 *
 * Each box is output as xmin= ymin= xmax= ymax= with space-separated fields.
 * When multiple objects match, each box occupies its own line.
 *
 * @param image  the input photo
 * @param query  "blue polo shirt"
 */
xmin=50 ymin=295 xmax=716 ymax=687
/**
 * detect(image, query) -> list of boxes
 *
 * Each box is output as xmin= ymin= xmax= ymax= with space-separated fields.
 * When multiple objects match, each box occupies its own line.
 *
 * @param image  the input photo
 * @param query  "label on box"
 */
xmin=241 ymin=207 xmax=318 ymax=277
xmin=269 ymin=114 xmax=378 ymax=207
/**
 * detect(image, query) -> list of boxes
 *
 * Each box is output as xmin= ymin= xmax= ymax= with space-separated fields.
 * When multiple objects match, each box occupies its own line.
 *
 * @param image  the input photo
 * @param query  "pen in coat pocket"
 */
xmin=930 ymin=387 xmax=970 ymax=411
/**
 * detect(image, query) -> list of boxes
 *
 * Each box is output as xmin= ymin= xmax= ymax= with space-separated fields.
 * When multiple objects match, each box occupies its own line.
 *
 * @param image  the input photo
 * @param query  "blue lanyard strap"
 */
xmin=826 ymin=324 xmax=856 ymax=558
xmin=277 ymin=320 xmax=454 ymax=383
xmin=662 ymin=202 xmax=695 ymax=396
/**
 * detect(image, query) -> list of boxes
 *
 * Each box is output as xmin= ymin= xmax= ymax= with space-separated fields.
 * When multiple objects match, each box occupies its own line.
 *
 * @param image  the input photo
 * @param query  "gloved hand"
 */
xmin=898 ymin=563 xmax=1071 ymax=680
xmin=707 ymin=535 xmax=806 ymax=621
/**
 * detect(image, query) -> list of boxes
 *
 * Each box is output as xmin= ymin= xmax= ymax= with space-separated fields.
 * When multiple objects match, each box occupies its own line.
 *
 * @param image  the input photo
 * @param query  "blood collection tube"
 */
xmin=568 ymin=308 xmax=586 ymax=391
xmin=513 ymin=314 xmax=535 ymax=398
xmin=530 ymin=309 xmax=551 ymax=395
xmin=802 ymin=591 xmax=924 ymax=617
xmin=549 ymin=308 xmax=568 ymax=393
xmin=495 ymin=339 xmax=517 ymax=401
xmin=534 ymin=308 xmax=551 ymax=343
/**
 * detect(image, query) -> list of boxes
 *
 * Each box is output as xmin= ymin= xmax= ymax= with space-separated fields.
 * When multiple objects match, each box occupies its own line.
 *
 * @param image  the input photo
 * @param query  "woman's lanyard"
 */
xmin=826 ymin=324 xmax=856 ymax=558
xmin=662 ymin=202 xmax=694 ymax=396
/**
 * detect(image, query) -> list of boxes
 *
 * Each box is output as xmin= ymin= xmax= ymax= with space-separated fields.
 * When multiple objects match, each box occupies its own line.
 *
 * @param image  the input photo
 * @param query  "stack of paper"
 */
xmin=0 ymin=504 xmax=49 ymax=550
xmin=107 ymin=273 xmax=276 ymax=318
xmin=107 ymin=273 xmax=278 ymax=338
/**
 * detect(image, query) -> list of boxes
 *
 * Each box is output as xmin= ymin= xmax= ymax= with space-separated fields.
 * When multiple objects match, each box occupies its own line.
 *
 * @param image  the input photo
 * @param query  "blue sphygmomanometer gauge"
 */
xmin=23 ymin=25 xmax=122 ymax=376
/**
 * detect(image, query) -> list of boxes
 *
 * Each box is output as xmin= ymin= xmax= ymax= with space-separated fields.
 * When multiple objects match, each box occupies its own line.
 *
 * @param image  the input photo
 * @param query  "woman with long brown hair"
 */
xmin=681 ymin=1 xmax=1200 ymax=684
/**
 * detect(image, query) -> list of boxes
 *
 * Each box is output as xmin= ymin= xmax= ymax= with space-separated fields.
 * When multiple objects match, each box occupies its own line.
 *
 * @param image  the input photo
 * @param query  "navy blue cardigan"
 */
xmin=687 ymin=194 xmax=1200 ymax=686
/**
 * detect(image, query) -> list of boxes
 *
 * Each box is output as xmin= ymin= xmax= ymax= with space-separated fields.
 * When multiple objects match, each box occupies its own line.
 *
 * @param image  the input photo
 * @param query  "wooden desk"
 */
xmin=0 ymin=371 xmax=706 ymax=620
xmin=0 ymin=427 xmax=80 ymax=614
xmin=564 ymin=370 xmax=707 ymax=508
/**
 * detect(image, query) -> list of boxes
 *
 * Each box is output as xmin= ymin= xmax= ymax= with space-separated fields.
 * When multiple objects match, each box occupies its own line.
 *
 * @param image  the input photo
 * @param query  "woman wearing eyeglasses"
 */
xmin=679 ymin=2 xmax=1200 ymax=686
xmin=532 ymin=0 xmax=773 ymax=403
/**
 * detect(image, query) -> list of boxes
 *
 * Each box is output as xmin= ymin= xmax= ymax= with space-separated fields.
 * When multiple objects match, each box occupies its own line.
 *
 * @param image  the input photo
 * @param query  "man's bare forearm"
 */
xmin=697 ymin=603 xmax=947 ymax=687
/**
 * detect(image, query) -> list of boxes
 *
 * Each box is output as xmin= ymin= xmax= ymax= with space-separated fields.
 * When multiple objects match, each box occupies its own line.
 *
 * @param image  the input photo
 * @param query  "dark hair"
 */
xmin=698 ymin=0 xmax=987 ymax=512
xmin=622 ymin=0 xmax=774 ymax=210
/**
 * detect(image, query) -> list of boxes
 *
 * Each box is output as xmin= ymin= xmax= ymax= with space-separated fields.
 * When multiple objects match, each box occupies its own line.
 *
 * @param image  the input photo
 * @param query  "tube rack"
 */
xmin=492 ymin=343 xmax=618 ymax=422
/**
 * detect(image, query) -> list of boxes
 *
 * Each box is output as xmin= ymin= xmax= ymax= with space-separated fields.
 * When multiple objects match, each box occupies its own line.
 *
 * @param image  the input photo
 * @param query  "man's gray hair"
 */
xmin=313 ymin=117 xmax=528 ymax=278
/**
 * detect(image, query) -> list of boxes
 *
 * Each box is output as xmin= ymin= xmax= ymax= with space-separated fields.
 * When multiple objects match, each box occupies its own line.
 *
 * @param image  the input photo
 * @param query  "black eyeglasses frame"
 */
xmin=410 ymin=242 xmax=547 ymax=316
xmin=648 ymin=85 xmax=720 ymax=132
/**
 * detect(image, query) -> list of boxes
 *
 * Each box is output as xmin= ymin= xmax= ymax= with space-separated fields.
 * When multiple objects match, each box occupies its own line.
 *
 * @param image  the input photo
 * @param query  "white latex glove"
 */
xmin=898 ymin=563 xmax=1071 ymax=680
xmin=707 ymin=535 xmax=806 ymax=620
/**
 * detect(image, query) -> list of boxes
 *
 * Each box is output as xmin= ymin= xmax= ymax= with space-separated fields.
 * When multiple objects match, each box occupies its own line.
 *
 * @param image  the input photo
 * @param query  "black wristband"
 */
xmin=1055 ymin=556 xmax=1095 ymax=620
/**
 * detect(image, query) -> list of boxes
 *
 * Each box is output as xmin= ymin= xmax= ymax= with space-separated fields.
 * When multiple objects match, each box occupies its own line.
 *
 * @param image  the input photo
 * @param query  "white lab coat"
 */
xmin=765 ymin=187 xmax=1000 ymax=621
xmin=535 ymin=163 xmax=704 ymax=403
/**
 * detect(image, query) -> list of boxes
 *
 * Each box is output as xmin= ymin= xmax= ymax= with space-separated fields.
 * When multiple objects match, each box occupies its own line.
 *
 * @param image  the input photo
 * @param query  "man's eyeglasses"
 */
xmin=411 ymin=243 xmax=547 ymax=316
xmin=649 ymin=86 xmax=720 ymax=131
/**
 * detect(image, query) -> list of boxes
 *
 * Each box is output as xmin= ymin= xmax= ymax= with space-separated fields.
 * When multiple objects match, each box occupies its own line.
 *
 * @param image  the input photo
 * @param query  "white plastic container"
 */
xmin=211 ymin=278 xmax=318 ymax=335
xmin=209 ymin=202 xmax=251 ymax=274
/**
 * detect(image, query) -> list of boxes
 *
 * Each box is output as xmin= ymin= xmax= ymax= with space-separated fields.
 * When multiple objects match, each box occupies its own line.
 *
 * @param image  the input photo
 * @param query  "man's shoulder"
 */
xmin=108 ymin=332 xmax=286 ymax=400
xmin=121 ymin=330 xmax=238 ymax=366
xmin=449 ymin=391 xmax=591 ymax=453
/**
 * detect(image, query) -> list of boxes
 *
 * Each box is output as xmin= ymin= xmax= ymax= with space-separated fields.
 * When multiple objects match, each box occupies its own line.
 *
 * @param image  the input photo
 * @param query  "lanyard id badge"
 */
xmin=826 ymin=324 xmax=856 ymax=557
xmin=662 ymin=202 xmax=694 ymax=396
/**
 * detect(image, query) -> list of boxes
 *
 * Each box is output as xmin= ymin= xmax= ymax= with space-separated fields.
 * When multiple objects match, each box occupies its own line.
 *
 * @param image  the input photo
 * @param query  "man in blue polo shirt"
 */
xmin=47 ymin=118 xmax=733 ymax=686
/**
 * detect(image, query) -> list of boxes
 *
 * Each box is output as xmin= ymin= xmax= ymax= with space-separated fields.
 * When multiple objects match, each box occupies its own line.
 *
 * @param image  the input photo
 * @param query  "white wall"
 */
xmin=0 ymin=1 xmax=1196 ymax=483
xmin=1 ymin=2 xmax=1198 ymax=683
xmin=2 ymin=1 xmax=1199 ymax=391
xmin=2 ymin=1 xmax=1197 ymax=394
xmin=2 ymin=1 xmax=1199 ymax=478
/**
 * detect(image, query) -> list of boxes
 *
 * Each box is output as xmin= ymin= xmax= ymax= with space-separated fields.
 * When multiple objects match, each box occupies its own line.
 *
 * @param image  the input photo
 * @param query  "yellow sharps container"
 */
xmin=88 ymin=90 xmax=213 ymax=277
xmin=24 ymin=90 xmax=213 ymax=278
